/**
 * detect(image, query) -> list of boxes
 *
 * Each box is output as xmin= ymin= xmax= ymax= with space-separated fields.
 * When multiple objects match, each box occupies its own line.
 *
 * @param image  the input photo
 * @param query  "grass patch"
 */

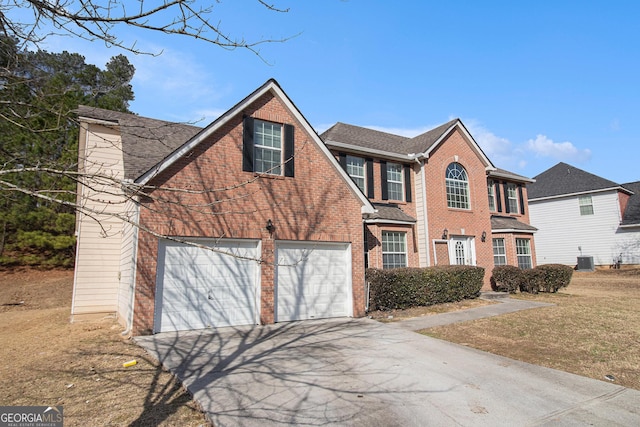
xmin=0 ymin=268 xmax=209 ymax=426
xmin=368 ymin=298 xmax=494 ymax=322
xmin=421 ymin=270 xmax=640 ymax=390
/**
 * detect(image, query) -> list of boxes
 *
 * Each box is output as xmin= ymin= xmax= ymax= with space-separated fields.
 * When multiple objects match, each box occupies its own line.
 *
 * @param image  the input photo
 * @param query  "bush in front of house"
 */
xmin=535 ymin=264 xmax=573 ymax=293
xmin=491 ymin=264 xmax=573 ymax=294
xmin=366 ymin=265 xmax=484 ymax=311
xmin=491 ymin=265 xmax=524 ymax=293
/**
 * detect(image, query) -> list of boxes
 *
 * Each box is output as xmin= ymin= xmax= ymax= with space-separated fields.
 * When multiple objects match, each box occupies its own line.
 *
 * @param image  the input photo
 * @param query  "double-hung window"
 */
xmin=579 ymin=195 xmax=594 ymax=215
xmin=488 ymin=179 xmax=496 ymax=211
xmin=492 ymin=238 xmax=506 ymax=266
xmin=386 ymin=162 xmax=404 ymax=201
xmin=516 ymin=238 xmax=532 ymax=269
xmin=254 ymin=120 xmax=282 ymax=175
xmin=446 ymin=162 xmax=470 ymax=209
xmin=382 ymin=231 xmax=407 ymax=269
xmin=346 ymin=155 xmax=366 ymax=193
xmin=507 ymin=183 xmax=519 ymax=213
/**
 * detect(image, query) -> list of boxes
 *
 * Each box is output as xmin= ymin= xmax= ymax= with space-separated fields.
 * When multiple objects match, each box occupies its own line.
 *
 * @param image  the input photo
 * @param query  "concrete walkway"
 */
xmin=391 ymin=293 xmax=554 ymax=331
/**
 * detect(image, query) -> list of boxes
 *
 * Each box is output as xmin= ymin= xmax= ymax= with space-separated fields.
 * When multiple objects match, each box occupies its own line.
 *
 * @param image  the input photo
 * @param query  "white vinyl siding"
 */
xmin=72 ymin=123 xmax=127 ymax=316
xmin=493 ymin=238 xmax=506 ymax=266
xmin=382 ymin=231 xmax=407 ymax=269
xmin=346 ymin=155 xmax=366 ymax=193
xmin=529 ymin=190 xmax=637 ymax=266
xmin=386 ymin=162 xmax=404 ymax=201
xmin=117 ymin=200 xmax=140 ymax=330
xmin=254 ymin=120 xmax=282 ymax=175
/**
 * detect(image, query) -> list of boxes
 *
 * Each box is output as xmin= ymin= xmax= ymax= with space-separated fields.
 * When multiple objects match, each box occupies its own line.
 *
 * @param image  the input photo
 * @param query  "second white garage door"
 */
xmin=275 ymin=241 xmax=352 ymax=322
xmin=154 ymin=239 xmax=260 ymax=333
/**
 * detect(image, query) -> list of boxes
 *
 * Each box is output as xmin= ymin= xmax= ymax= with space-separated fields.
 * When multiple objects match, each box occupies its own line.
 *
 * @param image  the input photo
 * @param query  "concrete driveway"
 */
xmin=136 ymin=318 xmax=640 ymax=426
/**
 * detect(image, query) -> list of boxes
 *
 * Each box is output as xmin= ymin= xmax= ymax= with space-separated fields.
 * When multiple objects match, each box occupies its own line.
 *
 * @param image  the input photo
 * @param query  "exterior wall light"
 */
xmin=266 ymin=219 xmax=276 ymax=234
xmin=481 ymin=231 xmax=487 ymax=242
xmin=442 ymin=228 xmax=448 ymax=239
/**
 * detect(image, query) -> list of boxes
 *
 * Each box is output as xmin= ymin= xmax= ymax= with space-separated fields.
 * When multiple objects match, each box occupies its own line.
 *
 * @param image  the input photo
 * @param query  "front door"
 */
xmin=449 ymin=236 xmax=475 ymax=265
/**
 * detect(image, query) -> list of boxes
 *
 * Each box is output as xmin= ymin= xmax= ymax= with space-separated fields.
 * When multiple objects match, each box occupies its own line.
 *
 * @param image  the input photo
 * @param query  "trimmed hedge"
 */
xmin=366 ymin=265 xmax=484 ymax=311
xmin=491 ymin=265 xmax=524 ymax=293
xmin=491 ymin=264 xmax=573 ymax=294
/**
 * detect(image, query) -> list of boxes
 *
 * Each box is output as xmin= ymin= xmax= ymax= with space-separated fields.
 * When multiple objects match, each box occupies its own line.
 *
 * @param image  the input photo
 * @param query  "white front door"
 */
xmin=449 ymin=236 xmax=475 ymax=265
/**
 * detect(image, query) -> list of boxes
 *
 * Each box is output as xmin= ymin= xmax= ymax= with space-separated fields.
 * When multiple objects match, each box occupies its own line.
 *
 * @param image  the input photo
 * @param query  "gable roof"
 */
xmin=621 ymin=181 xmax=640 ymax=226
xmin=321 ymin=119 xmax=496 ymax=170
xmin=365 ymin=203 xmax=417 ymax=224
xmin=126 ymin=79 xmax=374 ymax=214
xmin=76 ymin=106 xmax=202 ymax=180
xmin=528 ymin=162 xmax=632 ymax=200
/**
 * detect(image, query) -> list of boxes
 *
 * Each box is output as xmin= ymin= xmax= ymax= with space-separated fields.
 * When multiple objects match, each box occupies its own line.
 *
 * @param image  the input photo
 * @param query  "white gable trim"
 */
xmin=136 ymin=80 xmax=375 ymax=214
xmin=421 ymin=121 xmax=496 ymax=170
xmin=529 ymin=187 xmax=631 ymax=202
xmin=492 ymin=228 xmax=536 ymax=234
xmin=324 ymin=140 xmax=412 ymax=162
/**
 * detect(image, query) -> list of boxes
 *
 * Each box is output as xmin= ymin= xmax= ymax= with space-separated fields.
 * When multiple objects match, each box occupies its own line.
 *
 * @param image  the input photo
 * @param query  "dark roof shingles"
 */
xmin=528 ymin=162 xmax=620 ymax=199
xmin=77 ymin=106 xmax=202 ymax=180
xmin=367 ymin=203 xmax=417 ymax=223
xmin=621 ymin=181 xmax=640 ymax=225
xmin=491 ymin=215 xmax=537 ymax=231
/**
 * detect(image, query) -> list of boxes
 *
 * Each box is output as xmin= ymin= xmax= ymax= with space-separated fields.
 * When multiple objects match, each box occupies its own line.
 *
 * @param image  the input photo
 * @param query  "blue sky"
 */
xmin=40 ymin=1 xmax=639 ymax=183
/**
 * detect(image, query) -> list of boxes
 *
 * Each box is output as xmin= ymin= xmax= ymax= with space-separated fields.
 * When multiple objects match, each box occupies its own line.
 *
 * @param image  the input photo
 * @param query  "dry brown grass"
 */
xmin=368 ymin=298 xmax=494 ymax=322
xmin=422 ymin=269 xmax=640 ymax=390
xmin=0 ymin=268 xmax=209 ymax=426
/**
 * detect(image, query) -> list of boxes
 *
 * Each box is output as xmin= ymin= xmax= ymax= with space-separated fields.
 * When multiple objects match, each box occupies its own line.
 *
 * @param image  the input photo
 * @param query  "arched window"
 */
xmin=446 ymin=162 xmax=470 ymax=209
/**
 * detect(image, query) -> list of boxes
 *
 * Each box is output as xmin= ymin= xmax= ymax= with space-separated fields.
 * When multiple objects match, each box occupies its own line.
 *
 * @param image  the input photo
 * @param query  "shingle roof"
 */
xmin=621 ymin=181 xmax=640 ymax=225
xmin=410 ymin=119 xmax=459 ymax=153
xmin=489 ymin=168 xmax=536 ymax=183
xmin=320 ymin=122 xmax=413 ymax=155
xmin=76 ymin=105 xmax=202 ymax=180
xmin=528 ymin=162 xmax=622 ymax=200
xmin=491 ymin=215 xmax=537 ymax=232
xmin=366 ymin=203 xmax=417 ymax=223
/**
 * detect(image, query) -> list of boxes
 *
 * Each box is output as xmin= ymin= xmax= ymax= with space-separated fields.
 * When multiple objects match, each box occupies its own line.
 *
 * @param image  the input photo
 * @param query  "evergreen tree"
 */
xmin=0 ymin=38 xmax=135 ymax=267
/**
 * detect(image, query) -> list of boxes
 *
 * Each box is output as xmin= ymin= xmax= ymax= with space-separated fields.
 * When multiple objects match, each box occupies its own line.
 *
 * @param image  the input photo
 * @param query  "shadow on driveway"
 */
xmin=136 ymin=318 xmax=640 ymax=427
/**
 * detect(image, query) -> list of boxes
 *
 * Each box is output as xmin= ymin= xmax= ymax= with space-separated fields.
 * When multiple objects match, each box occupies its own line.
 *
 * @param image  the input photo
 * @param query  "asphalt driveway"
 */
xmin=136 ymin=318 xmax=640 ymax=426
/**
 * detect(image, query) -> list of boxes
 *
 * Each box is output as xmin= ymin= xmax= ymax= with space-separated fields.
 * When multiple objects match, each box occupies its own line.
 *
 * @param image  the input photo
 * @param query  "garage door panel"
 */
xmin=276 ymin=242 xmax=351 ymax=322
xmin=155 ymin=240 xmax=260 ymax=332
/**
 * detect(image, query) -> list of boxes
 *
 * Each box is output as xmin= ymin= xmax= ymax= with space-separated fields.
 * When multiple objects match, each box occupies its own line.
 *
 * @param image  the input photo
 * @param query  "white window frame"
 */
xmin=507 ymin=183 xmax=519 ymax=213
xmin=254 ymin=119 xmax=283 ymax=175
xmin=488 ymin=179 xmax=496 ymax=211
xmin=346 ymin=155 xmax=366 ymax=193
xmin=492 ymin=238 xmax=506 ymax=266
xmin=446 ymin=163 xmax=470 ymax=209
xmin=386 ymin=162 xmax=404 ymax=201
xmin=516 ymin=238 xmax=532 ymax=269
xmin=382 ymin=231 xmax=407 ymax=269
xmin=579 ymin=195 xmax=594 ymax=216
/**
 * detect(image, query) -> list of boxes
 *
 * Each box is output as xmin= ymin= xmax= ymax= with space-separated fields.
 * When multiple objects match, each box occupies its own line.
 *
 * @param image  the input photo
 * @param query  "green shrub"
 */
xmin=491 ymin=265 xmax=524 ymax=293
xmin=366 ymin=265 xmax=484 ymax=311
xmin=521 ymin=268 xmax=544 ymax=293
xmin=535 ymin=264 xmax=573 ymax=293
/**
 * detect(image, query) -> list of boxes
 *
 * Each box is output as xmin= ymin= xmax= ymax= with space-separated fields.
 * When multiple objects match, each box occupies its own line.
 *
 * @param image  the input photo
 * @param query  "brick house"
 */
xmin=72 ymin=79 xmax=537 ymax=335
xmin=322 ymin=120 xmax=537 ymax=285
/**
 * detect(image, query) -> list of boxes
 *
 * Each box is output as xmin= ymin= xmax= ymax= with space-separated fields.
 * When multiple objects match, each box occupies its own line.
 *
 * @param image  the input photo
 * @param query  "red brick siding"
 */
xmin=132 ymin=92 xmax=366 ymax=334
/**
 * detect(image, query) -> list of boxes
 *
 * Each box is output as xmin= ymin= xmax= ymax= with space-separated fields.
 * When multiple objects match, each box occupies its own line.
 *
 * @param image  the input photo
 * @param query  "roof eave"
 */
xmin=529 ymin=186 xmax=632 ymax=202
xmin=421 ymin=120 xmax=495 ymax=169
xmin=324 ymin=140 xmax=413 ymax=162
xmin=364 ymin=218 xmax=417 ymax=225
xmin=492 ymin=228 xmax=537 ymax=234
xmin=488 ymin=170 xmax=535 ymax=183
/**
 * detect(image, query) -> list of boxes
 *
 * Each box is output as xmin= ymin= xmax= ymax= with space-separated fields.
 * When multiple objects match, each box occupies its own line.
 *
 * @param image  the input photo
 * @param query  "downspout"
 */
xmin=123 ymin=198 xmax=140 ymax=336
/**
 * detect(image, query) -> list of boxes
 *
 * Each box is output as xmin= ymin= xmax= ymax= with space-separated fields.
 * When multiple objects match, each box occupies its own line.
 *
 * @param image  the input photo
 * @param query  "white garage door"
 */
xmin=154 ymin=239 xmax=260 ymax=333
xmin=276 ymin=241 xmax=352 ymax=322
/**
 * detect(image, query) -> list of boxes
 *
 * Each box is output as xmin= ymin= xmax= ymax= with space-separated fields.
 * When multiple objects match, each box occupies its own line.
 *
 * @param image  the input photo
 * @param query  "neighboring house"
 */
xmin=72 ymin=79 xmax=538 ymax=335
xmin=321 ymin=121 xmax=537 ymax=280
xmin=73 ymin=79 xmax=374 ymax=335
xmin=528 ymin=162 xmax=640 ymax=266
